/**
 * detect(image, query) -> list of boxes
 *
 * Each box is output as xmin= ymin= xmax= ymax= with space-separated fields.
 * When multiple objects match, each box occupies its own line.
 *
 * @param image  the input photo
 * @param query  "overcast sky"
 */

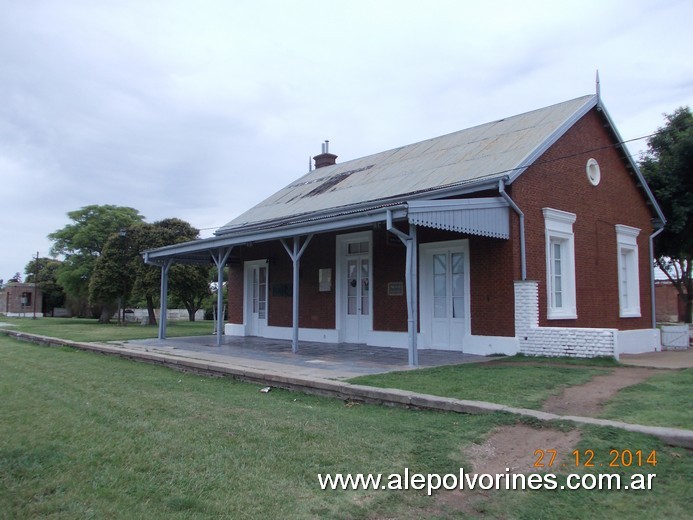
xmin=1 ymin=0 xmax=691 ymax=281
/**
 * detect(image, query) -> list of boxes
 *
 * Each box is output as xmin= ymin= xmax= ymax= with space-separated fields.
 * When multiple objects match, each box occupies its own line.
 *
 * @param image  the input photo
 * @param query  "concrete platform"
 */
xmin=119 ymin=335 xmax=491 ymax=379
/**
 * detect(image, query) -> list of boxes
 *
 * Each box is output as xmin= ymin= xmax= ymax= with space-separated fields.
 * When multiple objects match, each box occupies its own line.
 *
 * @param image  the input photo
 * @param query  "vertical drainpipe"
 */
xmin=498 ymin=179 xmax=526 ymax=280
xmin=649 ymin=225 xmax=665 ymax=329
xmin=410 ymin=224 xmax=418 ymax=365
xmin=387 ymin=209 xmax=418 ymax=367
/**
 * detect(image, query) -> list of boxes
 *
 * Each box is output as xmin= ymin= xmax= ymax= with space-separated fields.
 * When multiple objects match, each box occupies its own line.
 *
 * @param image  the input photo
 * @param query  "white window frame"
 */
xmin=543 ymin=208 xmax=577 ymax=320
xmin=615 ymin=224 xmax=641 ymax=318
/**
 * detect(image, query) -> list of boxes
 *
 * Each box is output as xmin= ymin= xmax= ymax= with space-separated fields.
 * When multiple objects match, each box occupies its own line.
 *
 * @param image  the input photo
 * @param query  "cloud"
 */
xmin=0 ymin=0 xmax=691 ymax=278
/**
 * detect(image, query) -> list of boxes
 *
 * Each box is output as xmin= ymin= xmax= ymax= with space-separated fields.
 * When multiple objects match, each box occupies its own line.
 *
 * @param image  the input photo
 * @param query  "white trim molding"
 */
xmin=615 ymin=224 xmax=641 ymax=318
xmin=543 ymin=208 xmax=577 ymax=320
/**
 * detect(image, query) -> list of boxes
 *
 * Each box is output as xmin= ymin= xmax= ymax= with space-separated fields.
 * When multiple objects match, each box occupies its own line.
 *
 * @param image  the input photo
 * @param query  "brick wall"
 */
xmin=227 ymin=235 xmax=337 ymax=329
xmin=227 ymin=260 xmax=245 ymax=324
xmin=655 ymin=281 xmax=683 ymax=323
xmin=512 ymin=107 xmax=655 ymax=330
xmin=0 ymin=283 xmax=43 ymax=315
xmin=373 ymin=227 xmax=408 ymax=332
xmin=468 ymin=234 xmax=515 ymax=337
xmin=295 ymin=234 xmax=337 ymax=329
xmin=515 ymin=280 xmax=617 ymax=358
xmin=522 ymin=327 xmax=618 ymax=358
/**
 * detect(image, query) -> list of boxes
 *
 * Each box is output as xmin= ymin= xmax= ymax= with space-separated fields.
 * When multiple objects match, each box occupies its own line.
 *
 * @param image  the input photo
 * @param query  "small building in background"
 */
xmin=655 ymin=280 xmax=686 ymax=323
xmin=0 ymin=282 xmax=44 ymax=317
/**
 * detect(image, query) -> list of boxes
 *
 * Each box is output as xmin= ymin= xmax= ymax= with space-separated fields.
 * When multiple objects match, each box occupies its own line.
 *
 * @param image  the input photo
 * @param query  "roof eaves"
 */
xmin=214 ymin=177 xmax=501 ymax=236
xmin=145 ymin=176 xmax=502 ymax=263
xmin=145 ymin=205 xmax=410 ymax=261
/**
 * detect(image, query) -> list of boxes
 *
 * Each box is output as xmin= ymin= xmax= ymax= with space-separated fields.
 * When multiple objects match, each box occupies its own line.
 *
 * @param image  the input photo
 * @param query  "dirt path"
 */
xmin=541 ymin=366 xmax=660 ymax=416
xmin=428 ymin=365 xmax=662 ymax=516
xmin=465 ymin=365 xmax=660 ymax=475
xmin=433 ymin=425 xmax=583 ymax=517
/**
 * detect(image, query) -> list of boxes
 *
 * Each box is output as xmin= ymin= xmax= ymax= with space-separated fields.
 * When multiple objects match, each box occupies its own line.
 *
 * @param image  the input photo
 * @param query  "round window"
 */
xmin=586 ymin=158 xmax=601 ymax=186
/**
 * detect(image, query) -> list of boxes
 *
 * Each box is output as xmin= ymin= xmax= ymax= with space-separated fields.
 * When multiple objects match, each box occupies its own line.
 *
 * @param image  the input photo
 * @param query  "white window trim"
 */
xmin=615 ymin=224 xmax=641 ymax=318
xmin=543 ymin=208 xmax=577 ymax=320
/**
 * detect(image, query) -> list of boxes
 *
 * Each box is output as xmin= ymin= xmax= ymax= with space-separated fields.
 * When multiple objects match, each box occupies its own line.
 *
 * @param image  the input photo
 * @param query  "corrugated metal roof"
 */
xmin=216 ymin=95 xmax=597 ymax=235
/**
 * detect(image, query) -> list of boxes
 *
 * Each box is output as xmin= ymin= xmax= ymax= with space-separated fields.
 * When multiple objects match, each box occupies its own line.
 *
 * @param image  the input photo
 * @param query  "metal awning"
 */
xmin=407 ymin=197 xmax=510 ymax=239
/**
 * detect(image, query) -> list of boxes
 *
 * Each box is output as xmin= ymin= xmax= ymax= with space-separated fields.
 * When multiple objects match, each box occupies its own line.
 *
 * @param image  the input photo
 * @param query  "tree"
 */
xmin=114 ymin=218 xmax=209 ymax=325
xmin=24 ymin=257 xmax=66 ymax=315
xmin=639 ymin=106 xmax=693 ymax=322
xmin=129 ymin=218 xmax=210 ymax=325
xmin=8 ymin=272 xmax=22 ymax=283
xmin=89 ymin=230 xmax=140 ymax=323
xmin=170 ymin=264 xmax=211 ymax=321
xmin=48 ymin=205 xmax=145 ymax=318
xmin=128 ymin=223 xmax=166 ymax=325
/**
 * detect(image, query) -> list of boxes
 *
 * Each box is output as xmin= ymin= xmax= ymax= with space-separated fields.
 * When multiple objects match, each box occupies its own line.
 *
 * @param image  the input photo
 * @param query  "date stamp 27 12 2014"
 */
xmin=533 ymin=449 xmax=658 ymax=469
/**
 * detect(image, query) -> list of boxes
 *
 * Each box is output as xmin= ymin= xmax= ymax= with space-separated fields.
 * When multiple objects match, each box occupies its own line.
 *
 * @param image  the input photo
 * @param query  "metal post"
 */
xmin=292 ymin=238 xmax=300 ymax=352
xmin=281 ymin=235 xmax=313 ymax=353
xmin=216 ymin=259 xmax=224 ymax=344
xmin=211 ymin=247 xmax=233 ymax=346
xmin=33 ymin=251 xmax=38 ymax=319
xmin=158 ymin=259 xmax=172 ymax=340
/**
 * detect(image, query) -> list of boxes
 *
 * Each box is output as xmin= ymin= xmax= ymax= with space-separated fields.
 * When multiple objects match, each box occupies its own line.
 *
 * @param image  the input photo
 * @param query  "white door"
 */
xmin=338 ymin=234 xmax=372 ymax=343
xmin=420 ymin=241 xmax=470 ymax=350
xmin=245 ymin=261 xmax=268 ymax=336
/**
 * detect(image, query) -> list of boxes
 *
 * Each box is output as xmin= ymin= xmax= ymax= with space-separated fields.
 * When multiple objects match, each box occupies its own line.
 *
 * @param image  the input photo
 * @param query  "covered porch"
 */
xmin=143 ymin=195 xmax=514 ymax=367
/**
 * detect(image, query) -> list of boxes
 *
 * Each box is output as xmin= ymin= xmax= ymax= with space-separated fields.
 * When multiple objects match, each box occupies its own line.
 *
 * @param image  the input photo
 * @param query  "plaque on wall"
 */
xmin=387 ymin=282 xmax=404 ymax=296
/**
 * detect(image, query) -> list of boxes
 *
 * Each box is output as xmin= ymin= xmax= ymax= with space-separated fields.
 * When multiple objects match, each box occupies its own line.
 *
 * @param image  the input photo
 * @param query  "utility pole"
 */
xmin=33 ymin=251 xmax=38 ymax=319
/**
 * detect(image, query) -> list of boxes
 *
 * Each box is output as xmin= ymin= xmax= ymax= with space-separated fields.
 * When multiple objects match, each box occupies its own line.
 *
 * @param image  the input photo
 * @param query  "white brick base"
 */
xmin=514 ymin=281 xmax=617 ymax=359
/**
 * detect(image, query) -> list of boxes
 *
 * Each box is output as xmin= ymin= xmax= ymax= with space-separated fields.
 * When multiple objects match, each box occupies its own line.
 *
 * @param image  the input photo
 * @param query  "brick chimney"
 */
xmin=313 ymin=140 xmax=337 ymax=168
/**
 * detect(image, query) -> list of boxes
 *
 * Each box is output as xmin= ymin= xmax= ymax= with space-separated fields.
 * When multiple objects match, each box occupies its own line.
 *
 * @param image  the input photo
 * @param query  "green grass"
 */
xmin=349 ymin=362 xmax=609 ymax=410
xmin=0 ymin=336 xmax=509 ymax=519
xmin=491 ymin=354 xmax=622 ymax=367
xmin=0 ymin=336 xmax=690 ymax=519
xmin=601 ymin=369 xmax=693 ymax=430
xmin=0 ymin=316 xmax=213 ymax=342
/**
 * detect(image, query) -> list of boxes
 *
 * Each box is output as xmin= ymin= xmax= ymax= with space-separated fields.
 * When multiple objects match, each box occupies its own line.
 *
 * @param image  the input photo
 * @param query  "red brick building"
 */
xmin=0 ymin=282 xmax=44 ymax=317
xmin=146 ymin=93 xmax=665 ymax=362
